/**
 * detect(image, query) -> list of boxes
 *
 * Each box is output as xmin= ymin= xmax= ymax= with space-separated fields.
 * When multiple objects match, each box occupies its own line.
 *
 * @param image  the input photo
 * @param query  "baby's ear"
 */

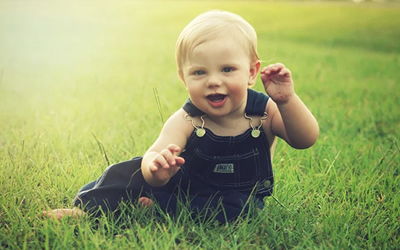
xmin=248 ymin=61 xmax=261 ymax=86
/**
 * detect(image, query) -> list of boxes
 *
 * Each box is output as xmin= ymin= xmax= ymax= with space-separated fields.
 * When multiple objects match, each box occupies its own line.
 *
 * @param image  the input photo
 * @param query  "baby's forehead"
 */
xmin=184 ymin=34 xmax=250 ymax=58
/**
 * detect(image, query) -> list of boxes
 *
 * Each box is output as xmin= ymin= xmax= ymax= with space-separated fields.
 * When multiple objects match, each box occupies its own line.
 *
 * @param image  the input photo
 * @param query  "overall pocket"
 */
xmin=187 ymin=148 xmax=261 ymax=189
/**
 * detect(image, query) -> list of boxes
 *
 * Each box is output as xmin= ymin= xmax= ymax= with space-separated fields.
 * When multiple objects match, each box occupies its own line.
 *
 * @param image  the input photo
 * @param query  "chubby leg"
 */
xmin=73 ymin=157 xmax=158 ymax=216
xmin=40 ymin=197 xmax=154 ymax=219
xmin=41 ymin=157 xmax=160 ymax=219
xmin=40 ymin=198 xmax=154 ymax=220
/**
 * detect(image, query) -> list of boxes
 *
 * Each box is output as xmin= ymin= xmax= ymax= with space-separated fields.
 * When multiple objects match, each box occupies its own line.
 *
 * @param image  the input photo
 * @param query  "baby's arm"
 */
xmin=261 ymin=63 xmax=319 ymax=149
xmin=141 ymin=109 xmax=193 ymax=187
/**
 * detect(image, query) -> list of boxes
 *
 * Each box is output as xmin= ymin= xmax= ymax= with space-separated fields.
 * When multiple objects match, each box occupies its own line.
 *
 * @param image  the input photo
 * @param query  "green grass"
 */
xmin=1 ymin=0 xmax=399 ymax=249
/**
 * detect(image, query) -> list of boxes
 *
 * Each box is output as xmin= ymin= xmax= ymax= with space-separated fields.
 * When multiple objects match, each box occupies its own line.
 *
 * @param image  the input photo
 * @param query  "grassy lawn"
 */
xmin=1 ymin=1 xmax=399 ymax=249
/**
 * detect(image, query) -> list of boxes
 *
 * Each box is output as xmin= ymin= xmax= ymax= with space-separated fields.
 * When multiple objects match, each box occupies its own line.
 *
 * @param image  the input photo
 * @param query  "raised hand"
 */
xmin=260 ymin=63 xmax=295 ymax=105
xmin=147 ymin=144 xmax=185 ymax=185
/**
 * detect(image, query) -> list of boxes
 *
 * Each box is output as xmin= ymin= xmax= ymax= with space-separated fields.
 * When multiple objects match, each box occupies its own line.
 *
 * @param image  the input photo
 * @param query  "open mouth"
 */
xmin=207 ymin=94 xmax=227 ymax=103
xmin=206 ymin=94 xmax=227 ymax=107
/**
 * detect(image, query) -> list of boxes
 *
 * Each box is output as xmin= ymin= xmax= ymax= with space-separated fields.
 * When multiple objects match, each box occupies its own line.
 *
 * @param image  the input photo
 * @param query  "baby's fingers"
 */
xmin=167 ymin=144 xmax=181 ymax=153
xmin=150 ymin=144 xmax=183 ymax=172
xmin=150 ymin=154 xmax=169 ymax=172
xmin=175 ymin=156 xmax=185 ymax=166
xmin=149 ymin=161 xmax=161 ymax=172
xmin=161 ymin=148 xmax=179 ymax=166
xmin=277 ymin=67 xmax=291 ymax=77
xmin=156 ymin=147 xmax=178 ymax=168
xmin=261 ymin=63 xmax=286 ymax=75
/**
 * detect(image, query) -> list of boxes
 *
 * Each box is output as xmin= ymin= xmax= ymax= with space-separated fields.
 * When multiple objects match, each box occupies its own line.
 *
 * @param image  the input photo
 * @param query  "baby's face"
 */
xmin=180 ymin=35 xmax=257 ymax=117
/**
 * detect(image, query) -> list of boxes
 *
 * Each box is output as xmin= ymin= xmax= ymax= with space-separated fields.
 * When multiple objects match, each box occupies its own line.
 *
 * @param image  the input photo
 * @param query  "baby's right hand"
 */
xmin=148 ymin=144 xmax=185 ymax=184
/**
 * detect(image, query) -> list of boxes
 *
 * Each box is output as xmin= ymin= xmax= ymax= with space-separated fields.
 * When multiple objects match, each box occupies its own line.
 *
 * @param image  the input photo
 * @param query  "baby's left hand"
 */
xmin=260 ymin=63 xmax=295 ymax=105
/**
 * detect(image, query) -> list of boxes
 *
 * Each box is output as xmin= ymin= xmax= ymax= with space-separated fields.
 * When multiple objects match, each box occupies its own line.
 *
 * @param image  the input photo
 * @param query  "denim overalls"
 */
xmin=74 ymin=89 xmax=274 ymax=223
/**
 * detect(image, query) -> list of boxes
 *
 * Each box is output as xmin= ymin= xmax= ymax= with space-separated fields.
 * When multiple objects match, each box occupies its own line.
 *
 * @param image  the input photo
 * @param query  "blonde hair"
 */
xmin=175 ymin=10 xmax=259 ymax=71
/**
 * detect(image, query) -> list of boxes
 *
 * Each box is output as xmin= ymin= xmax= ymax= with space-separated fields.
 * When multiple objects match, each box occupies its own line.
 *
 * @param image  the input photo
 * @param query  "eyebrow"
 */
xmin=186 ymin=65 xmax=205 ymax=72
xmin=187 ymin=62 xmax=242 ymax=70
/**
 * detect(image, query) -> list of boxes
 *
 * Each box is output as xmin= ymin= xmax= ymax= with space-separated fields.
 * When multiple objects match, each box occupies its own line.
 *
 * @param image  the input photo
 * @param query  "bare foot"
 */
xmin=138 ymin=197 xmax=154 ymax=207
xmin=39 ymin=207 xmax=86 ymax=219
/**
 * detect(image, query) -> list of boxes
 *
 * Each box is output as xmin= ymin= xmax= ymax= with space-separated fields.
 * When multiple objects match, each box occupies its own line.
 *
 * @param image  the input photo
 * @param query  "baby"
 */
xmin=42 ymin=10 xmax=319 ymax=223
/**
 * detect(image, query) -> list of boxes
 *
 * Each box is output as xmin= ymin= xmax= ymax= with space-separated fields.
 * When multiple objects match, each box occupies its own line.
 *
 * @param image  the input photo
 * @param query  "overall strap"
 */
xmin=182 ymin=99 xmax=205 ymax=116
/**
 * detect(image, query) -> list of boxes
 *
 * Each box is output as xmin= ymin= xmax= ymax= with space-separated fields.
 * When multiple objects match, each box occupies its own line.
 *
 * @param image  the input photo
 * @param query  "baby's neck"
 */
xmin=204 ymin=114 xmax=251 ymax=137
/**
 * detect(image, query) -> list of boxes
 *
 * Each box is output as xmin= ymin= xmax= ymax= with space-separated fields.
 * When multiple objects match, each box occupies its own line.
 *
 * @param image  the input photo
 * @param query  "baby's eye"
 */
xmin=194 ymin=70 xmax=206 ymax=75
xmin=222 ymin=67 xmax=234 ymax=73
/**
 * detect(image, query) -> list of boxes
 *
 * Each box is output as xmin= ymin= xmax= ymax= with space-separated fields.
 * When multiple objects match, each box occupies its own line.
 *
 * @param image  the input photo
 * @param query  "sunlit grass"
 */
xmin=1 ymin=1 xmax=399 ymax=249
